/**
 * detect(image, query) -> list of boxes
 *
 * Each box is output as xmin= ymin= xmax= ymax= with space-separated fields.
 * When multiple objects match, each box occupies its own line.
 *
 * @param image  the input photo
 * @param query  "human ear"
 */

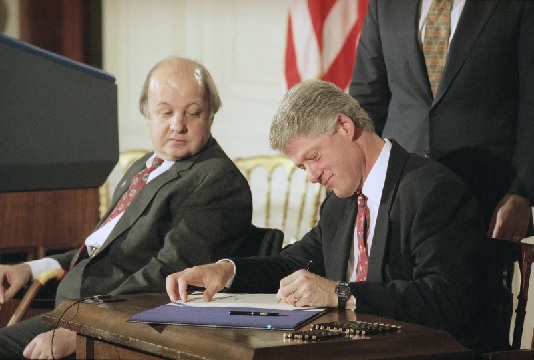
xmin=336 ymin=114 xmax=356 ymax=137
xmin=143 ymin=115 xmax=151 ymax=126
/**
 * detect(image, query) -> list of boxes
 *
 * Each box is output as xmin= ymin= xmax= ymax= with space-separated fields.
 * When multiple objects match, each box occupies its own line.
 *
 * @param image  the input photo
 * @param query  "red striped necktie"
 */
xmin=355 ymin=193 xmax=369 ymax=282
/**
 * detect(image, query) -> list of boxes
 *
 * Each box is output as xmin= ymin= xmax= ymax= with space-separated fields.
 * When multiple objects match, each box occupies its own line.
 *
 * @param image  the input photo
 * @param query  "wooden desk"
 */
xmin=42 ymin=293 xmax=473 ymax=360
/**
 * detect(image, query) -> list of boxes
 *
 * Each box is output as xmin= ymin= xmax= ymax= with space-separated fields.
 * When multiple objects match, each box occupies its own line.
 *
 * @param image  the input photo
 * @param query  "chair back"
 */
xmin=98 ymin=149 xmax=150 ymax=217
xmin=234 ymin=155 xmax=326 ymax=246
xmin=489 ymin=245 xmax=534 ymax=358
xmin=235 ymin=225 xmax=284 ymax=258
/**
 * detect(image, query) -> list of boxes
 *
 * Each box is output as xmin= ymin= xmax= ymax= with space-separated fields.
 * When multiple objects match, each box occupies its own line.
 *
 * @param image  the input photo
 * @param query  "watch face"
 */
xmin=336 ymin=282 xmax=350 ymax=296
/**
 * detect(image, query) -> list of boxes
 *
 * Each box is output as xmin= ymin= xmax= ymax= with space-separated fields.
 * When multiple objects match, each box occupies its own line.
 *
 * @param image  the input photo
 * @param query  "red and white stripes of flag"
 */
xmin=284 ymin=0 xmax=368 ymax=92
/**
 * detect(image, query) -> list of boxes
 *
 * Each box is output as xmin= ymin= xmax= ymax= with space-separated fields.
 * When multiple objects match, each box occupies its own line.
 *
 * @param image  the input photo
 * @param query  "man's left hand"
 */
xmin=276 ymin=269 xmax=338 ymax=307
xmin=488 ymin=194 xmax=532 ymax=241
xmin=23 ymin=328 xmax=76 ymax=359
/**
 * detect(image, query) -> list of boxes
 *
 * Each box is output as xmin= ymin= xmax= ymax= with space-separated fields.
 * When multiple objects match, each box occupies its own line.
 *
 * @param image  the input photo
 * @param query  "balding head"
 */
xmin=139 ymin=57 xmax=221 ymax=120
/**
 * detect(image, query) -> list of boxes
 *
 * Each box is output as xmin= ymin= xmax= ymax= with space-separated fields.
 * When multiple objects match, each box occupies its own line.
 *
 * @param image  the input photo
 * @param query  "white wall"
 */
xmin=103 ymin=0 xmax=288 ymax=159
xmin=2 ymin=0 xmax=19 ymax=38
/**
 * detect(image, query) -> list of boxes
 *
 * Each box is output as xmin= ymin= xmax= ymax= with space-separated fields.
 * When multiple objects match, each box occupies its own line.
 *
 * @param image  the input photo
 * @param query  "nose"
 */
xmin=306 ymin=166 xmax=321 ymax=184
xmin=170 ymin=113 xmax=186 ymax=133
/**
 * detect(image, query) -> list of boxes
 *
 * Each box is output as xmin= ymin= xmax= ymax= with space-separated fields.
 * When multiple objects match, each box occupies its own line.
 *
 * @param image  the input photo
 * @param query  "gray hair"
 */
xmin=138 ymin=56 xmax=222 ymax=119
xmin=269 ymin=79 xmax=374 ymax=152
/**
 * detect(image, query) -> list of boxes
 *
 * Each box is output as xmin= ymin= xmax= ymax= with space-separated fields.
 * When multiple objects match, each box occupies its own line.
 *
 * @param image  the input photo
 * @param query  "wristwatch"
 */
xmin=335 ymin=282 xmax=351 ymax=309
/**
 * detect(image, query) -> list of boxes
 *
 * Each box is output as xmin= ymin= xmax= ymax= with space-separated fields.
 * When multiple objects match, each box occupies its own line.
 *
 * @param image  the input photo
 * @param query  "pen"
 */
xmin=229 ymin=311 xmax=286 ymax=316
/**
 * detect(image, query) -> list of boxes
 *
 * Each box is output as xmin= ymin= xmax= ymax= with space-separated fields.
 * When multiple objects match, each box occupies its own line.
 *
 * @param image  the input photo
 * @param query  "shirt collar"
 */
xmin=361 ymin=139 xmax=392 ymax=204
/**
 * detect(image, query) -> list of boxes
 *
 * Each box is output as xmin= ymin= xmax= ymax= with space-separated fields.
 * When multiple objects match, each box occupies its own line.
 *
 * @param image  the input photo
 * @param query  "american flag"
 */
xmin=284 ymin=0 xmax=368 ymax=91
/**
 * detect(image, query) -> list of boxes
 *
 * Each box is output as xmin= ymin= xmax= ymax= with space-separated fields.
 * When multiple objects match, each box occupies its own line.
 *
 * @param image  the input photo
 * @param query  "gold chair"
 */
xmin=234 ymin=155 xmax=326 ymax=246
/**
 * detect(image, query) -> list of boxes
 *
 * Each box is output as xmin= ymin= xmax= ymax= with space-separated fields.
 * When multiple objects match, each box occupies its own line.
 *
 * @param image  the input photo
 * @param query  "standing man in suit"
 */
xmin=0 ymin=56 xmax=252 ymax=359
xmin=349 ymin=0 xmax=533 ymax=242
xmin=166 ymin=79 xmax=487 ymax=353
xmin=349 ymin=0 xmax=534 ymax=349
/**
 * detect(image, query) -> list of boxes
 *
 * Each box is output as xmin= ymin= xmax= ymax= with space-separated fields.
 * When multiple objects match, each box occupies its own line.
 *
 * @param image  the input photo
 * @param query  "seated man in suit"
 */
xmin=166 ymin=79 xmax=489 ymax=354
xmin=0 ymin=56 xmax=252 ymax=359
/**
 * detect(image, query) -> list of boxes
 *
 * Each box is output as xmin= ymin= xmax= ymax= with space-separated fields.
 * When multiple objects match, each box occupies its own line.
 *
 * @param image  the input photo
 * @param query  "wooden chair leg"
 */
xmin=513 ymin=243 xmax=534 ymax=350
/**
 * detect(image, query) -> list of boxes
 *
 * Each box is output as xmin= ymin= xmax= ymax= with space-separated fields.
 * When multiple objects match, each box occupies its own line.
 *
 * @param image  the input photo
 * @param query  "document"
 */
xmin=128 ymin=292 xmax=329 ymax=330
xmin=170 ymin=292 xmax=311 ymax=310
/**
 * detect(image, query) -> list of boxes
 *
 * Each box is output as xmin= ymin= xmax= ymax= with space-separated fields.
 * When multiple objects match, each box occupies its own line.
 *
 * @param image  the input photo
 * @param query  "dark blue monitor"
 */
xmin=0 ymin=34 xmax=118 ymax=192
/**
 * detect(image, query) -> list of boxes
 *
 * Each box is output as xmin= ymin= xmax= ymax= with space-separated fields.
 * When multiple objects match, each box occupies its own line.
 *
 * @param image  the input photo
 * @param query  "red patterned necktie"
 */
xmin=423 ymin=0 xmax=452 ymax=97
xmin=355 ymin=193 xmax=368 ymax=282
xmin=99 ymin=156 xmax=163 ymax=227
xmin=69 ymin=156 xmax=163 ymax=268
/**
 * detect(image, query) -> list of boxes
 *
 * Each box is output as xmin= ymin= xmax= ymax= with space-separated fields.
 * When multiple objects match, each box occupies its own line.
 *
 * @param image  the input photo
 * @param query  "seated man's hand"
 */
xmin=166 ymin=262 xmax=234 ymax=303
xmin=0 ymin=263 xmax=32 ymax=309
xmin=277 ymin=270 xmax=338 ymax=307
xmin=23 ymin=328 xmax=76 ymax=360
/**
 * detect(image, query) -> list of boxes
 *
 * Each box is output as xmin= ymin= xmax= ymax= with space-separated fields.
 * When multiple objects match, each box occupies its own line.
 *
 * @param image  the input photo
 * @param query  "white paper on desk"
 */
xmin=170 ymin=292 xmax=319 ymax=311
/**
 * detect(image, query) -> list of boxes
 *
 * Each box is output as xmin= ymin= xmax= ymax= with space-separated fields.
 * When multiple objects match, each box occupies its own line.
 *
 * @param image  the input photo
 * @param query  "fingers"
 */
xmin=23 ymin=329 xmax=76 ymax=359
xmin=165 ymin=273 xmax=181 ymax=302
xmin=487 ymin=213 xmax=497 ymax=238
xmin=0 ymin=287 xmax=5 ymax=307
xmin=178 ymin=275 xmax=191 ymax=303
xmin=278 ymin=269 xmax=310 ymax=305
xmin=489 ymin=220 xmax=528 ymax=241
xmin=166 ymin=263 xmax=234 ymax=303
xmin=488 ymin=194 xmax=531 ymax=241
xmin=22 ymin=338 xmax=36 ymax=359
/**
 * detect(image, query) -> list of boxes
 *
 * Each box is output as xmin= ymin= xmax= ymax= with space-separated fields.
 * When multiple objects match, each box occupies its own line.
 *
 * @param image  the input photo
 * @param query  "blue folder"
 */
xmin=128 ymin=305 xmax=329 ymax=330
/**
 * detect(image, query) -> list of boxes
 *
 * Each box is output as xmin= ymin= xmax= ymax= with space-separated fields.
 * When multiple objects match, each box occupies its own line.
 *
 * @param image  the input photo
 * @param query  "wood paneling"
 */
xmin=0 ymin=189 xmax=99 ymax=258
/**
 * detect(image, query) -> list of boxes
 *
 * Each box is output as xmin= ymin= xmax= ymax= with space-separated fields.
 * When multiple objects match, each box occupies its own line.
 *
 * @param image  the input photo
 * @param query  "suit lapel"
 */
xmin=103 ymin=161 xmax=186 ymax=243
xmin=367 ymin=141 xmax=409 ymax=282
xmin=95 ymin=142 xmax=213 ymax=256
xmin=434 ymin=1 xmax=497 ymax=104
xmin=327 ymin=195 xmax=358 ymax=282
xmin=389 ymin=0 xmax=431 ymax=100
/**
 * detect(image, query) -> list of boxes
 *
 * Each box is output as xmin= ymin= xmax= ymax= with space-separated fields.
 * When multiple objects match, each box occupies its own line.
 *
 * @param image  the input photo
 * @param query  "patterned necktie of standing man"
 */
xmin=355 ymin=193 xmax=369 ymax=282
xmin=69 ymin=156 xmax=164 ymax=268
xmin=423 ymin=0 xmax=452 ymax=97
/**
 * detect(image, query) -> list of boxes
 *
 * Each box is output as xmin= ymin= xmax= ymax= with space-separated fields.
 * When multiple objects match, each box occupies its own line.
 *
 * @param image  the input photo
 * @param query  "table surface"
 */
xmin=42 ymin=293 xmax=473 ymax=360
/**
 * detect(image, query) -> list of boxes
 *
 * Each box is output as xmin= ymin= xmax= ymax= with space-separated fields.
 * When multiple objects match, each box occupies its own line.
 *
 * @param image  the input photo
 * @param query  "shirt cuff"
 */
xmin=346 ymin=295 xmax=356 ymax=310
xmin=24 ymin=258 xmax=62 ymax=279
xmin=217 ymin=259 xmax=236 ymax=289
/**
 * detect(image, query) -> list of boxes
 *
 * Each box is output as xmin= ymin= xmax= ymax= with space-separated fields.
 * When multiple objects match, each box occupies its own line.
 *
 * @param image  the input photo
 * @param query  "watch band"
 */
xmin=338 ymin=295 xmax=348 ymax=309
xmin=336 ymin=282 xmax=350 ymax=309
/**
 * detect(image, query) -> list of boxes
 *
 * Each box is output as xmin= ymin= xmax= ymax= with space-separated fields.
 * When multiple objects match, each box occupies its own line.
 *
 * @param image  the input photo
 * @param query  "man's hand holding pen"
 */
xmin=276 ymin=260 xmax=339 ymax=308
xmin=167 ymin=259 xmax=340 ymax=309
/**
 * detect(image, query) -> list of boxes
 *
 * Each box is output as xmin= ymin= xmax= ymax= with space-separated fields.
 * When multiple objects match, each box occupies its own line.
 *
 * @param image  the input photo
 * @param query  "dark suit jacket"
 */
xmin=53 ymin=138 xmax=252 ymax=305
xmin=349 ymin=0 xmax=534 ymax=225
xmin=230 ymin=141 xmax=486 ymax=351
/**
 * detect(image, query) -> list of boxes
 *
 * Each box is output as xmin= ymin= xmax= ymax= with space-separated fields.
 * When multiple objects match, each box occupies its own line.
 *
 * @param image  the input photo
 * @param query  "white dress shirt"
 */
xmin=346 ymin=139 xmax=391 ymax=282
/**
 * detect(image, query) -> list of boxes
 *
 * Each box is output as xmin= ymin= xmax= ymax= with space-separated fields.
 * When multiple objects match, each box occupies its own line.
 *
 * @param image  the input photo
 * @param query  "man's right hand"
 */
xmin=166 ymin=262 xmax=235 ymax=303
xmin=0 ymin=263 xmax=32 ymax=309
